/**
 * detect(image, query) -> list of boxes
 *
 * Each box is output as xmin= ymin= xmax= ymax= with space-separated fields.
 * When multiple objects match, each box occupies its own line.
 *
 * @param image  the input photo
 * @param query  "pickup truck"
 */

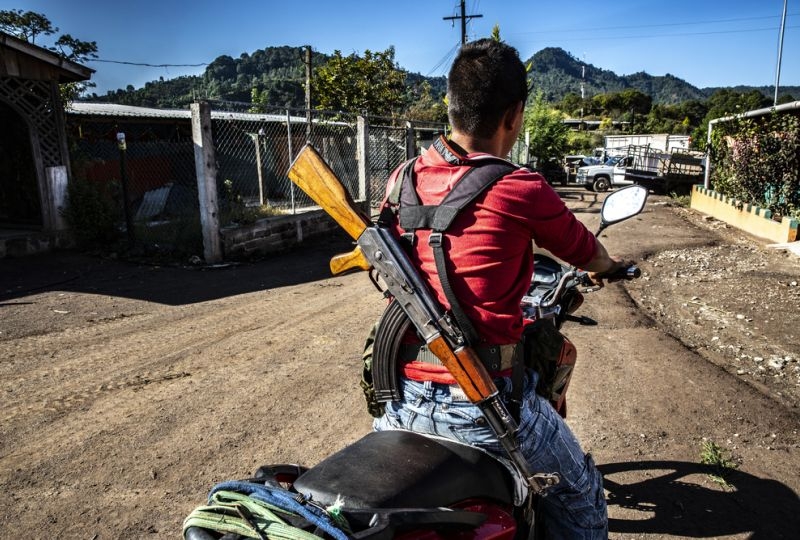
xmin=575 ymin=155 xmax=633 ymax=192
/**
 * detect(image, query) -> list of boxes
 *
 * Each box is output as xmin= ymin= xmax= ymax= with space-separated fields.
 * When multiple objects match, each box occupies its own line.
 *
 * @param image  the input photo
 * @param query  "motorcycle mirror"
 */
xmin=596 ymin=185 xmax=649 ymax=236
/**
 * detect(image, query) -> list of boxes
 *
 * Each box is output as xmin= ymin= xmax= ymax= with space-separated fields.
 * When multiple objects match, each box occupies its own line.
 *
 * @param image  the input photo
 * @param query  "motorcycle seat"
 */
xmin=292 ymin=430 xmax=514 ymax=510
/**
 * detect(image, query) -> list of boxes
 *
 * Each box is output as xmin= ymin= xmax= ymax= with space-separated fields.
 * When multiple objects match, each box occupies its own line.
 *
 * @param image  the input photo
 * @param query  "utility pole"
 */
xmin=774 ymin=0 xmax=788 ymax=106
xmin=443 ymin=0 xmax=482 ymax=45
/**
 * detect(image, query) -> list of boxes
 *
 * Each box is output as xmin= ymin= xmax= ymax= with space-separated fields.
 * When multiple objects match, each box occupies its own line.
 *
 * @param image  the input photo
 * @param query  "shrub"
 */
xmin=711 ymin=112 xmax=800 ymax=220
xmin=62 ymin=176 xmax=120 ymax=247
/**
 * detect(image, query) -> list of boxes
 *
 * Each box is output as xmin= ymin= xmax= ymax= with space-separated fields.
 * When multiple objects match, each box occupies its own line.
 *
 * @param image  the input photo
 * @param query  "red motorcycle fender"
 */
xmin=393 ymin=500 xmax=517 ymax=539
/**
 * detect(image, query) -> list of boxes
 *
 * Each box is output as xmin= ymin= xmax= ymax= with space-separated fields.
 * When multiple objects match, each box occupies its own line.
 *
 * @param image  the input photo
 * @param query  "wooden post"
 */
xmin=357 ymin=115 xmax=370 ymax=207
xmin=305 ymin=46 xmax=312 ymax=141
xmin=44 ymin=166 xmax=69 ymax=231
xmin=191 ymin=102 xmax=223 ymax=263
xmin=253 ymin=132 xmax=265 ymax=206
xmin=405 ymin=120 xmax=416 ymax=159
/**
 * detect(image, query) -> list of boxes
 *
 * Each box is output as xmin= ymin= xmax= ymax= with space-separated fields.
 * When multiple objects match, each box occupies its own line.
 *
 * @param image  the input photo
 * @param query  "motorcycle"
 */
xmin=184 ymin=185 xmax=649 ymax=540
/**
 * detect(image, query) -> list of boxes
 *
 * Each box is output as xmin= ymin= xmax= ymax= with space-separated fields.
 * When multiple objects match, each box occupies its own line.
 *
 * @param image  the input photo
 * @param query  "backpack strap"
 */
xmin=398 ymin=158 xmax=517 ymax=346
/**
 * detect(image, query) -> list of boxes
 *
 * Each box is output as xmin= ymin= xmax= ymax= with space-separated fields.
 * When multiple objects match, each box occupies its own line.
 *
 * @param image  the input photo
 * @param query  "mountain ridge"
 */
xmin=84 ymin=45 xmax=798 ymax=109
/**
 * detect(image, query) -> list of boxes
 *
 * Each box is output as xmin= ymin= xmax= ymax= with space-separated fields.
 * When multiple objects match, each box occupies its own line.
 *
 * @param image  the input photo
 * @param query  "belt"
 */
xmin=398 ymin=342 xmax=519 ymax=372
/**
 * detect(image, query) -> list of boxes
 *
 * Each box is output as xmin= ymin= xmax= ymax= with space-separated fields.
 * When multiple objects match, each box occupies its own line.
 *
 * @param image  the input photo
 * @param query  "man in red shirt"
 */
xmin=373 ymin=39 xmax=625 ymax=538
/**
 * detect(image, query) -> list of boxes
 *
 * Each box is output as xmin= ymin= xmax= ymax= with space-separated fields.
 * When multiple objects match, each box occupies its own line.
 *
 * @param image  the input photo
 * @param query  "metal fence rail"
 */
xmin=210 ymin=102 xmax=448 ymax=211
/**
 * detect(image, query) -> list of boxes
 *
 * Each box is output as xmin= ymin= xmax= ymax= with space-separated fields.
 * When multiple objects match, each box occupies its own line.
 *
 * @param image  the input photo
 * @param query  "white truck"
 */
xmin=575 ymin=134 xmax=692 ymax=192
xmin=575 ymin=154 xmax=633 ymax=192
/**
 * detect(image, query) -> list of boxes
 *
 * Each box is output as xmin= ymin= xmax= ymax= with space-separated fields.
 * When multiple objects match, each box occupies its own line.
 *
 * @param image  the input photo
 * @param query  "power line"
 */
xmin=426 ymin=41 xmax=461 ymax=76
xmin=514 ymin=24 xmax=800 ymax=45
xmin=88 ymin=59 xmax=208 ymax=68
xmin=510 ymin=13 xmax=800 ymax=37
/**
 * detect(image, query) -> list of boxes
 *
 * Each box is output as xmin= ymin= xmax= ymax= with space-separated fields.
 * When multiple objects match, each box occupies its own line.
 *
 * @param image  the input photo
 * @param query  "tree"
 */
xmin=405 ymin=81 xmax=448 ymax=122
xmin=491 ymin=24 xmax=502 ymax=42
xmin=0 ymin=10 xmax=98 ymax=102
xmin=523 ymin=90 xmax=569 ymax=165
xmin=0 ymin=10 xmax=97 ymax=63
xmin=0 ymin=9 xmax=56 ymax=44
xmin=312 ymin=47 xmax=406 ymax=117
xmin=693 ymin=89 xmax=771 ymax=150
xmin=554 ymin=92 xmax=585 ymax=117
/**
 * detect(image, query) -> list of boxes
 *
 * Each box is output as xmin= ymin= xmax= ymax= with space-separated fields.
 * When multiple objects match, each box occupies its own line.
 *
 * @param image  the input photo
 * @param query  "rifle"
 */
xmin=288 ymin=144 xmax=559 ymax=494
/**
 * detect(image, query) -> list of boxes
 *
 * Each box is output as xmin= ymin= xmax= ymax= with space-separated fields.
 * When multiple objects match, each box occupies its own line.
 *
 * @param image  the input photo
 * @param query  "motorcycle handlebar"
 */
xmin=578 ymin=263 xmax=641 ymax=286
xmin=608 ymin=264 xmax=641 ymax=281
xmin=537 ymin=263 xmax=641 ymax=310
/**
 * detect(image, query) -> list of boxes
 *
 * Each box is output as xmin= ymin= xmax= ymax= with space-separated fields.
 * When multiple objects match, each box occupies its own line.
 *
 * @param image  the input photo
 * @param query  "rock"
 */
xmin=768 ymin=357 xmax=786 ymax=370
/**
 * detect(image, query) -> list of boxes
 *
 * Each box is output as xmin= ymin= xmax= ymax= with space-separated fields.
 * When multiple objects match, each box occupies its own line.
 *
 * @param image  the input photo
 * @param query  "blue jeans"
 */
xmin=373 ymin=373 xmax=608 ymax=540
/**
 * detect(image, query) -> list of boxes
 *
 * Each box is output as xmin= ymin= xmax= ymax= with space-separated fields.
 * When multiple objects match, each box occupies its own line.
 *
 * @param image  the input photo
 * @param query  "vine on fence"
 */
xmin=710 ymin=112 xmax=800 ymax=220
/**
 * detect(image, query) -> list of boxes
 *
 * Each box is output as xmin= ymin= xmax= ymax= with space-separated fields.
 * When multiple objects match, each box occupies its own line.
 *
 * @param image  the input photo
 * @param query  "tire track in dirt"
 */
xmin=1 ymin=275 xmax=375 ymax=428
xmin=1 ymin=271 xmax=382 ymax=537
xmin=1 ymin=273 xmax=378 ymax=458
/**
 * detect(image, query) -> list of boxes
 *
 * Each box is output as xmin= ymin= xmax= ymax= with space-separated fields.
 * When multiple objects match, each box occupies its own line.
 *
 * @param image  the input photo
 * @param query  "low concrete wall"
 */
xmin=0 ymin=231 xmax=74 ymax=259
xmin=220 ymin=209 xmax=341 ymax=259
xmin=690 ymin=186 xmax=799 ymax=243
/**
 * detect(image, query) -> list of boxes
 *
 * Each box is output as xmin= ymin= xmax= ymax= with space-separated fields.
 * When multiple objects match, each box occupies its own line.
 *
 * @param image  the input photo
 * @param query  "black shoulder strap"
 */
xmin=397 ymin=158 xmax=516 ymax=231
xmin=397 ymin=157 xmax=517 ymax=346
xmin=378 ymin=157 xmax=418 ymax=228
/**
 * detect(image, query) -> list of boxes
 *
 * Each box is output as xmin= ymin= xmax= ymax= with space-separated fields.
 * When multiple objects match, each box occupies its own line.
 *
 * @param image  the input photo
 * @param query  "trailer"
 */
xmin=623 ymin=145 xmax=705 ymax=194
xmin=604 ymin=134 xmax=691 ymax=155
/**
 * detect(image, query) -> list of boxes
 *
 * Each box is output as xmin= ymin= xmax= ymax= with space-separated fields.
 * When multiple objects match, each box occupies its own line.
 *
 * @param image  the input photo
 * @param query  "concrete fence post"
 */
xmin=44 ymin=165 xmax=69 ymax=231
xmin=357 ymin=115 xmax=370 ymax=209
xmin=191 ymin=101 xmax=223 ymax=263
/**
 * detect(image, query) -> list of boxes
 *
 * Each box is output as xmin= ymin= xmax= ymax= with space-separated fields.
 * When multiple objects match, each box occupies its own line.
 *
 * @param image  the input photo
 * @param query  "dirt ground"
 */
xmin=1 ymin=187 xmax=798 ymax=539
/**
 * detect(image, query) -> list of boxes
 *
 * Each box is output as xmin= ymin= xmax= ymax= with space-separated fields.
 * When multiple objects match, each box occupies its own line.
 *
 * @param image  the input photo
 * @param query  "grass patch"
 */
xmin=700 ymin=440 xmax=739 ymax=489
xmin=222 ymin=203 xmax=284 ymax=226
xmin=669 ymin=191 xmax=692 ymax=208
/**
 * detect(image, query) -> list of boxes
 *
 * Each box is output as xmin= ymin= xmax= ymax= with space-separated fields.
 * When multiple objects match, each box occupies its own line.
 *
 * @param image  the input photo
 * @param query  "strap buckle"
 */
xmin=428 ymin=232 xmax=443 ymax=247
xmin=401 ymin=232 xmax=416 ymax=246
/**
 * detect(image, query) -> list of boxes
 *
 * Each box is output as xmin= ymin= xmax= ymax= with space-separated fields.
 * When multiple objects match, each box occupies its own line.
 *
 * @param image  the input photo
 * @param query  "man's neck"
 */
xmin=449 ymin=132 xmax=504 ymax=158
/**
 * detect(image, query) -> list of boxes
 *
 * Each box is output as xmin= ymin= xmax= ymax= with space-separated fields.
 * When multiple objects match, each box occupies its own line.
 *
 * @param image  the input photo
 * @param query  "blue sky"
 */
xmin=10 ymin=0 xmax=799 ymax=96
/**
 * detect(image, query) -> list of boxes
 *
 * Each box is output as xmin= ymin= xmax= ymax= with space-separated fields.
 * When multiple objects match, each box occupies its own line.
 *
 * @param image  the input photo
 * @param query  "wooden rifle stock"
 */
xmin=288 ymin=145 xmax=375 ymax=275
xmin=288 ymin=145 xmax=371 ymax=242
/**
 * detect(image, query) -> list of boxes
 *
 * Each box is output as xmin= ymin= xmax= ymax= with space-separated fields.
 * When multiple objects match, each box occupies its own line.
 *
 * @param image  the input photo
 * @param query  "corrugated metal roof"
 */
xmin=67 ymin=102 xmax=318 ymax=124
xmin=67 ymin=102 xmax=190 ymax=118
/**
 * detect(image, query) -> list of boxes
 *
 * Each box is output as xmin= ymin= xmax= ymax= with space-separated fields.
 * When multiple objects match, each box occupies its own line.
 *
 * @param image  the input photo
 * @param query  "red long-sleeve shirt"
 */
xmin=382 ymin=137 xmax=597 ymax=350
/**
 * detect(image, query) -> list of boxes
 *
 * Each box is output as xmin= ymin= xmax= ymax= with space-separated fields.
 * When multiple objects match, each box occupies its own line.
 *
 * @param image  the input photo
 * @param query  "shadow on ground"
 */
xmin=0 ymin=231 xmax=356 ymax=306
xmin=599 ymin=460 xmax=800 ymax=539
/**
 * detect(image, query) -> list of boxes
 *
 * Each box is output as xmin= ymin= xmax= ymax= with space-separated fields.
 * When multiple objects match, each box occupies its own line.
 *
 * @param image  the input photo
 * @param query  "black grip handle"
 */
xmin=607 ymin=264 xmax=640 ymax=281
xmin=577 ymin=263 xmax=640 ymax=287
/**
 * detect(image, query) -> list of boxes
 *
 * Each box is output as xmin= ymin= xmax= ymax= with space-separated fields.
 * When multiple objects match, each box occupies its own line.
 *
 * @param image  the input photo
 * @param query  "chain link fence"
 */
xmin=66 ymin=108 xmax=200 ymax=255
xmin=210 ymin=102 xmax=361 ymax=214
xmin=210 ymin=102 xmax=448 ymax=211
xmin=66 ymin=102 xmax=448 ymax=259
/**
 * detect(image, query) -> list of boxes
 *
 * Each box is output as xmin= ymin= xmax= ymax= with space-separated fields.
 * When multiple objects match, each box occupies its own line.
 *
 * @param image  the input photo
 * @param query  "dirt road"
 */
xmin=1 ymin=189 xmax=798 ymax=539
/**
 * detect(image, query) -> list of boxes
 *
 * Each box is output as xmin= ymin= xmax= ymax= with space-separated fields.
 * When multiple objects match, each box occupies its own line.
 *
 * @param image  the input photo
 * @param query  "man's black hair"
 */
xmin=447 ymin=38 xmax=528 ymax=139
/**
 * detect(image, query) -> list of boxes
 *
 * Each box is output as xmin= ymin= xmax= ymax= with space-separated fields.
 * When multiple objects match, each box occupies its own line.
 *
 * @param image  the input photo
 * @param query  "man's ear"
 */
xmin=503 ymin=101 xmax=525 ymax=131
